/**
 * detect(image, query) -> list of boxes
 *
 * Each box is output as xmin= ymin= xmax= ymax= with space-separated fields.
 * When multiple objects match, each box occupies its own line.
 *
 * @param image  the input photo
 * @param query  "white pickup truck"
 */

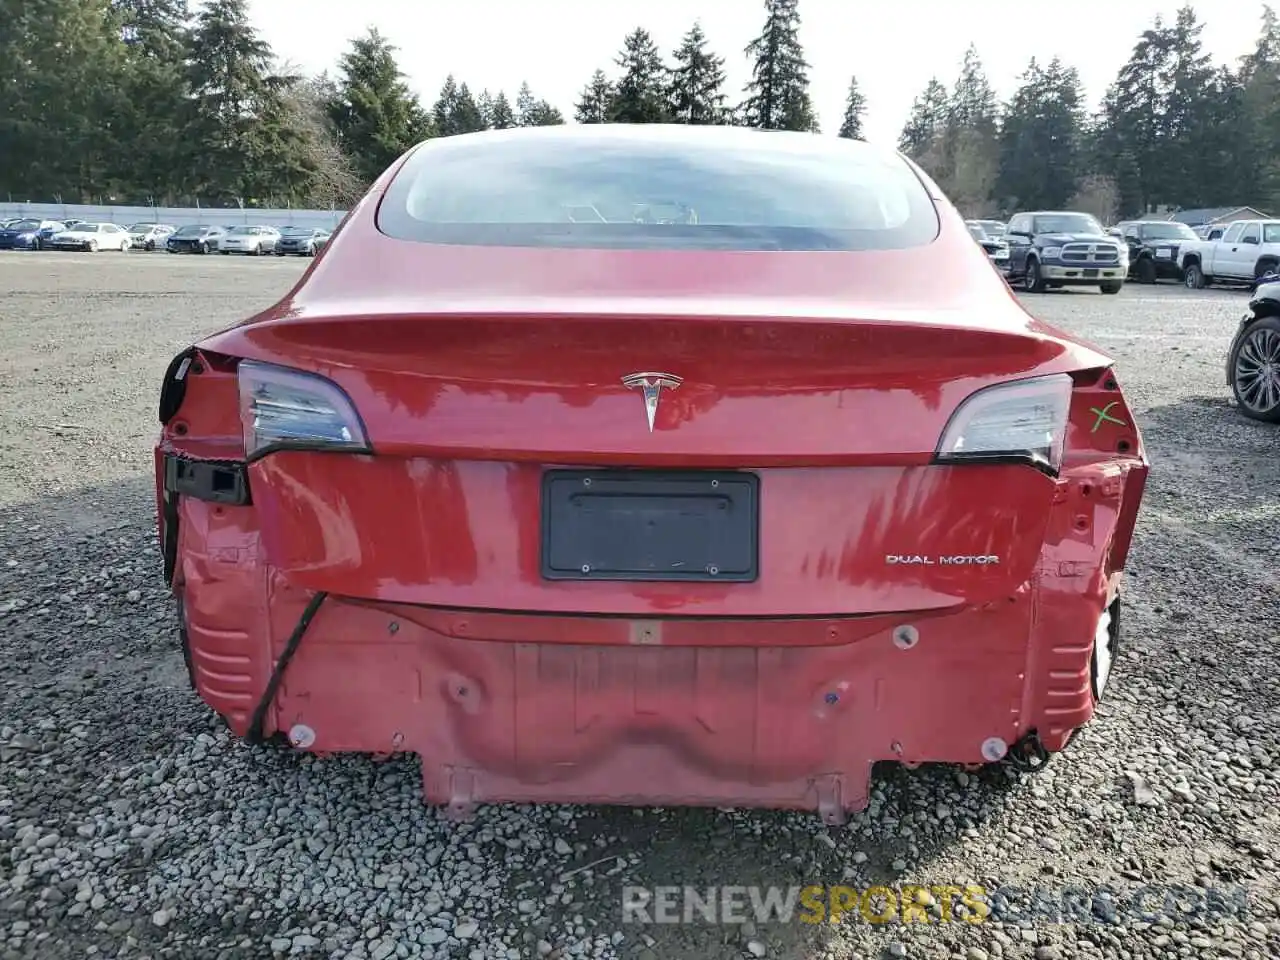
xmin=1178 ymin=219 xmax=1280 ymax=288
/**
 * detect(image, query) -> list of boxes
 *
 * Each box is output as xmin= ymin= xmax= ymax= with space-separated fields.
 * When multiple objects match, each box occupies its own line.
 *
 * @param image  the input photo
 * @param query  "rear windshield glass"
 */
xmin=376 ymin=129 xmax=940 ymax=251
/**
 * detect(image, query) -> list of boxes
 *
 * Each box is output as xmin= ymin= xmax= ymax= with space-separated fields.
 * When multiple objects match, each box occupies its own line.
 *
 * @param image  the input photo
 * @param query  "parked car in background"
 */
xmin=1005 ymin=210 xmax=1128 ymax=294
xmin=166 ymin=225 xmax=224 ymax=254
xmin=0 ymin=218 xmax=66 ymax=250
xmin=1194 ymin=223 xmax=1229 ymax=241
xmin=1179 ymin=220 xmax=1280 ymax=288
xmin=48 ymin=222 xmax=131 ymax=252
xmin=218 ymin=225 xmax=280 ymax=256
xmin=1226 ymin=277 xmax=1280 ymax=422
xmin=128 ymin=223 xmax=175 ymax=251
xmin=972 ymin=219 xmax=1006 ymax=239
xmin=275 ymin=226 xmax=330 ymax=257
xmin=1114 ymin=220 xmax=1199 ymax=283
xmin=966 ymin=221 xmax=1010 ymax=269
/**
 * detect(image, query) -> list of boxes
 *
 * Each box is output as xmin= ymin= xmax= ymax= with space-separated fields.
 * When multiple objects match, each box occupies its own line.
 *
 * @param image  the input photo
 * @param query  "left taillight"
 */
xmin=236 ymin=359 xmax=370 ymax=459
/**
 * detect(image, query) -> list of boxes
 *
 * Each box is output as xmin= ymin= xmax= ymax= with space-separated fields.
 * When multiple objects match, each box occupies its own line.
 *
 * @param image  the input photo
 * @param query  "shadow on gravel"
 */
xmin=0 ymin=474 xmax=1043 ymax=960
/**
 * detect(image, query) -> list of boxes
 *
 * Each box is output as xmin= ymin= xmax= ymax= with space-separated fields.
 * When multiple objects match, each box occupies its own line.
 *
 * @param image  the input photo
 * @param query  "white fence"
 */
xmin=0 ymin=202 xmax=347 ymax=231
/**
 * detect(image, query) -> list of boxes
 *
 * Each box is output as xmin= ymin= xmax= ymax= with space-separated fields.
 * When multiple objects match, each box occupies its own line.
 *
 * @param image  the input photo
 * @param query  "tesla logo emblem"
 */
xmin=621 ymin=372 xmax=682 ymax=432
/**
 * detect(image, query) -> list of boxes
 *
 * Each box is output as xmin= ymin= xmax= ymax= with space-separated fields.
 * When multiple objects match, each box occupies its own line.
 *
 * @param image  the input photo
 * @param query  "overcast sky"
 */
xmin=246 ymin=0 xmax=1266 ymax=146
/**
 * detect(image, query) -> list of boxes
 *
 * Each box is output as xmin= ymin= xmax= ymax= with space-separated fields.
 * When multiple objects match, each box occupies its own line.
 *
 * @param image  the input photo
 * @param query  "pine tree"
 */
xmin=1096 ymin=15 xmax=1179 ymax=213
xmin=1240 ymin=6 xmax=1280 ymax=207
xmin=113 ymin=0 xmax=193 ymax=199
xmin=947 ymin=44 xmax=998 ymax=135
xmin=475 ymin=89 xmax=494 ymax=129
xmin=453 ymin=82 xmax=485 ymax=133
xmin=741 ymin=0 xmax=816 ymax=131
xmin=327 ymin=28 xmax=429 ymax=183
xmin=609 ymin=28 xmax=669 ymax=123
xmin=898 ymin=78 xmax=948 ymax=157
xmin=667 ymin=22 xmax=729 ymax=124
xmin=515 ymin=81 xmax=564 ymax=126
xmin=112 ymin=0 xmax=188 ymax=60
xmin=996 ymin=58 xmax=1086 ymax=210
xmin=939 ymin=45 xmax=1000 ymax=215
xmin=433 ymin=75 xmax=486 ymax=136
xmin=0 ymin=0 xmax=131 ymax=201
xmin=575 ymin=69 xmax=615 ymax=123
xmin=489 ymin=91 xmax=517 ymax=129
xmin=183 ymin=0 xmax=305 ymax=202
xmin=837 ymin=75 xmax=866 ymax=139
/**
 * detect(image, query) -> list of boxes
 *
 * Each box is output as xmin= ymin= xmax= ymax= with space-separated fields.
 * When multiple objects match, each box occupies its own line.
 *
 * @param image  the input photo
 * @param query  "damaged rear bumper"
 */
xmin=159 ymin=448 xmax=1140 ymax=822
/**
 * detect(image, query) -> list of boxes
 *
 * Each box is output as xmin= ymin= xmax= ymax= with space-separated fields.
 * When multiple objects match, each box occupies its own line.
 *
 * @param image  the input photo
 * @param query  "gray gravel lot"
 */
xmin=1 ymin=254 xmax=1277 ymax=960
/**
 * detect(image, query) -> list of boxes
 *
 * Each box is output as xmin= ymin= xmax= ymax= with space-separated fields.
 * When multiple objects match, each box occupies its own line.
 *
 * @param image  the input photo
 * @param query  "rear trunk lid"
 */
xmin=206 ymin=315 xmax=1087 ymax=618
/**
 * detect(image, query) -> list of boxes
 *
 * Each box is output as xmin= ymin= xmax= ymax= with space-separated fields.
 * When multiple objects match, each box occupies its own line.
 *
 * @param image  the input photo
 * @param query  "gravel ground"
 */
xmin=1 ymin=253 xmax=1277 ymax=960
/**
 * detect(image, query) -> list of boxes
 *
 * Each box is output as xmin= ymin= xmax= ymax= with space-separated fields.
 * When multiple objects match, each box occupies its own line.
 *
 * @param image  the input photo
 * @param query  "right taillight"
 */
xmin=236 ymin=360 xmax=370 ymax=459
xmin=934 ymin=373 xmax=1073 ymax=475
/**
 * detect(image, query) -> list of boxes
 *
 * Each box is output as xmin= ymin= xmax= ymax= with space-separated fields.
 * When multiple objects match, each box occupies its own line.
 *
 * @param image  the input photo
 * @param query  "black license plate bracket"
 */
xmin=541 ymin=469 xmax=759 ymax=582
xmin=1083 ymin=268 xmax=1099 ymax=278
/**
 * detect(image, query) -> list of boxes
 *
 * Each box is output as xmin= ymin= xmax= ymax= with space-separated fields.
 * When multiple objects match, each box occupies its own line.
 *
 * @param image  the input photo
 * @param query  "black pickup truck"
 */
xmin=1114 ymin=220 xmax=1199 ymax=283
xmin=1004 ymin=210 xmax=1128 ymax=294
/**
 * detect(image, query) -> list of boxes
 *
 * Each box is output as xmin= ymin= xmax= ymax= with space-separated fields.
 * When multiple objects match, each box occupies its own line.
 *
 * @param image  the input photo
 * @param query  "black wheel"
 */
xmin=86 ymin=240 xmax=97 ymax=253
xmin=1100 ymin=281 xmax=1123 ymax=295
xmin=199 ymin=242 xmax=209 ymax=255
xmin=1256 ymin=258 xmax=1279 ymax=282
xmin=1230 ymin=315 xmax=1280 ymax=422
xmin=1183 ymin=261 xmax=1206 ymax=289
xmin=1024 ymin=258 xmax=1046 ymax=293
xmin=145 ymin=240 xmax=155 ymax=251
xmin=1136 ymin=257 xmax=1156 ymax=284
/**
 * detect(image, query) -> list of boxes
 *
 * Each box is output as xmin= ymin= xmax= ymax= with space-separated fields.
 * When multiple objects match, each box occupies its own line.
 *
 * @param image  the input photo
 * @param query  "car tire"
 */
xmin=145 ymin=240 xmax=155 ymax=252
xmin=220 ymin=250 xmax=230 ymax=255
xmin=1136 ymin=257 xmax=1156 ymax=284
xmin=86 ymin=240 xmax=97 ymax=253
xmin=1256 ymin=258 xmax=1279 ymax=282
xmin=1100 ymin=281 xmax=1123 ymax=295
xmin=1229 ymin=315 xmax=1280 ymax=422
xmin=1024 ymin=258 xmax=1046 ymax=293
xmin=199 ymin=242 xmax=209 ymax=255
xmin=250 ymin=244 xmax=261 ymax=256
xmin=1183 ymin=261 xmax=1206 ymax=289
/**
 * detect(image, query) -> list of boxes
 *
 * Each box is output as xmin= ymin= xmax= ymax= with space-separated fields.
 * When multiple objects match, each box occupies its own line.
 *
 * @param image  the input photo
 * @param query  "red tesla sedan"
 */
xmin=155 ymin=124 xmax=1148 ymax=823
